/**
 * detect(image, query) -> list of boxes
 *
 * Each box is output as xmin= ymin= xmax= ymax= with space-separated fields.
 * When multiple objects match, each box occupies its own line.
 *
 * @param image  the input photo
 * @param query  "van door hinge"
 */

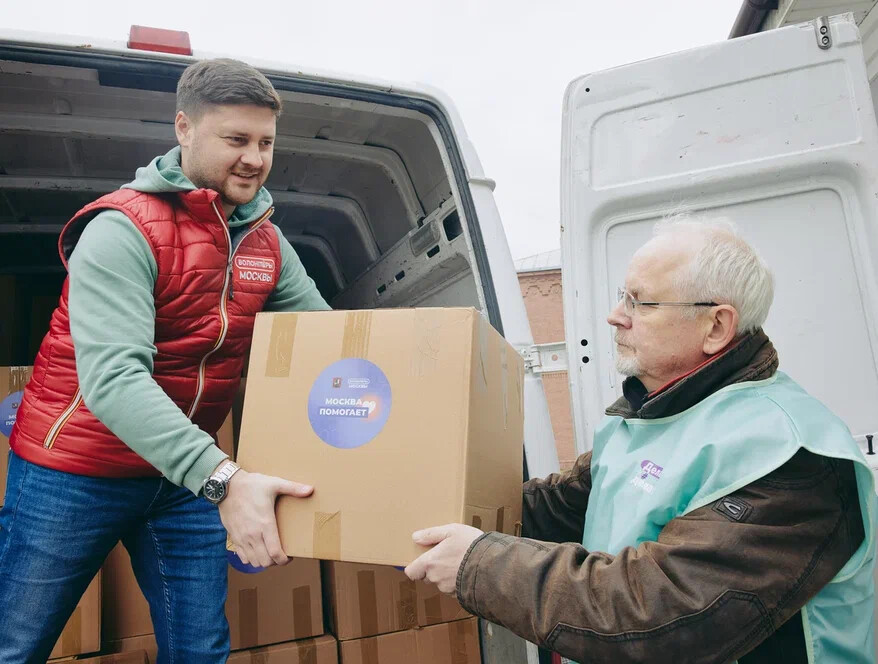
xmin=815 ymin=16 xmax=832 ymax=50
xmin=520 ymin=342 xmax=568 ymax=374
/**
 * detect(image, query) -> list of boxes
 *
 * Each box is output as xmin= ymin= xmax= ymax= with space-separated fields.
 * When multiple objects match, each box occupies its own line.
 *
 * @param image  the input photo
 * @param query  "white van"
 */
xmin=2 ymin=10 xmax=878 ymax=663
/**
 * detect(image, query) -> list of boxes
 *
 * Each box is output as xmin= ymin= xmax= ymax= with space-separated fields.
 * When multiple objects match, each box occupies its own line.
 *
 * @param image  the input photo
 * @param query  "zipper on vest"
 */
xmin=186 ymin=202 xmax=274 ymax=420
xmin=43 ymin=388 xmax=84 ymax=449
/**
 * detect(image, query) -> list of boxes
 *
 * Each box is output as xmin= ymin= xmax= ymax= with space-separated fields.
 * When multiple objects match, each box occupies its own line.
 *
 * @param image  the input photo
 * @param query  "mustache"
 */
xmin=615 ymin=334 xmax=631 ymax=347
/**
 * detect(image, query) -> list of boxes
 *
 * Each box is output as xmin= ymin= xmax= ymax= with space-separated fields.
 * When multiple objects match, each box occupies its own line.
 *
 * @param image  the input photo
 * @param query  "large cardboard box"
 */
xmin=0 ymin=365 xmax=33 ymax=507
xmin=227 ymin=558 xmax=323 ymax=651
xmin=323 ymin=562 xmax=469 ymax=641
xmin=237 ymin=308 xmax=524 ymax=566
xmin=338 ymin=617 xmax=480 ymax=664
xmin=227 ymin=635 xmax=338 ymax=664
xmin=101 ymin=544 xmax=153 ymax=642
xmin=49 ymin=572 xmax=102 ymax=659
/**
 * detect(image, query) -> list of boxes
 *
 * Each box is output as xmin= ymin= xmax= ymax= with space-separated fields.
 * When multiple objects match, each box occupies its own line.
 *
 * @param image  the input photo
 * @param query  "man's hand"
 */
xmin=218 ymin=469 xmax=313 ymax=568
xmin=404 ymin=523 xmax=484 ymax=595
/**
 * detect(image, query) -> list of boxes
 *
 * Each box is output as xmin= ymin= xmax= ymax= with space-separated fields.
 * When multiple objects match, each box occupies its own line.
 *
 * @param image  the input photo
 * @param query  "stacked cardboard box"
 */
xmin=226 ymin=635 xmax=338 ymax=664
xmin=323 ymin=562 xmax=469 ymax=641
xmin=101 ymin=542 xmax=324 ymax=662
xmin=47 ymin=573 xmax=102 ymax=660
xmin=338 ymin=618 xmax=481 ymax=664
xmin=0 ymin=365 xmax=32 ymax=507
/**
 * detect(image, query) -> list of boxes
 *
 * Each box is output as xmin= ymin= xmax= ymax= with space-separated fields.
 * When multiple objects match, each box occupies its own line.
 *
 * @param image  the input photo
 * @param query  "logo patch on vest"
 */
xmin=712 ymin=496 xmax=753 ymax=523
xmin=234 ymin=255 xmax=275 ymax=285
xmin=630 ymin=459 xmax=663 ymax=494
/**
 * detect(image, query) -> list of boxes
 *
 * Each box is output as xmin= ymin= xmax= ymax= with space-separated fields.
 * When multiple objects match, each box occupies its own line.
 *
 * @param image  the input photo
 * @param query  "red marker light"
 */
xmin=128 ymin=25 xmax=192 ymax=56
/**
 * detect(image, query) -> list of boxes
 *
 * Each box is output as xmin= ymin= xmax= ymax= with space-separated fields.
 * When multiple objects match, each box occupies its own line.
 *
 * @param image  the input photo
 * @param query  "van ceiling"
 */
xmin=0 ymin=59 xmax=454 ymax=299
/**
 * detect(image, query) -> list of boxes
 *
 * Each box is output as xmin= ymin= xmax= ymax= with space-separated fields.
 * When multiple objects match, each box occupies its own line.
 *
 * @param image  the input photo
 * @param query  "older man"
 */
xmin=406 ymin=219 xmax=876 ymax=664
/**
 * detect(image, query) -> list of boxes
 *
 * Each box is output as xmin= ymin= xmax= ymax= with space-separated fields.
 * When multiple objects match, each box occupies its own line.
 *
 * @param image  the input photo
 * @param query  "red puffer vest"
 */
xmin=10 ymin=187 xmax=281 ymax=477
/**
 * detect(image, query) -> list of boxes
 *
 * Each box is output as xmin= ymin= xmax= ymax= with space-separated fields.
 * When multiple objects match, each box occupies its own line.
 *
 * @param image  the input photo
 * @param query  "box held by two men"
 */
xmin=236 ymin=308 xmax=524 ymax=567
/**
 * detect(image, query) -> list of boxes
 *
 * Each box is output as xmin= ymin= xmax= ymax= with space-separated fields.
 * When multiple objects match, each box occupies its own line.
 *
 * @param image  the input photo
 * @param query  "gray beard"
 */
xmin=615 ymin=352 xmax=641 ymax=377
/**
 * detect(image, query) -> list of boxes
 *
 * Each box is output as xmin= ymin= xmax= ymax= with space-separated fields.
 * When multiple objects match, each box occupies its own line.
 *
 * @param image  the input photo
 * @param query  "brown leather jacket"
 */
xmin=456 ymin=331 xmax=865 ymax=663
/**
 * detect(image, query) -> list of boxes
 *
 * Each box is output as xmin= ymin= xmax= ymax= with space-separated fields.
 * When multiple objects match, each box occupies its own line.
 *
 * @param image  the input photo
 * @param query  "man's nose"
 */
xmin=240 ymin=143 xmax=263 ymax=168
xmin=607 ymin=299 xmax=631 ymax=328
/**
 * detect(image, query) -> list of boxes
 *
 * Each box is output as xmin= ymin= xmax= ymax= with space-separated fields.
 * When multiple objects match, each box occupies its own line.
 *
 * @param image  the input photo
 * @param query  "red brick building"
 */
xmin=515 ymin=250 xmax=576 ymax=471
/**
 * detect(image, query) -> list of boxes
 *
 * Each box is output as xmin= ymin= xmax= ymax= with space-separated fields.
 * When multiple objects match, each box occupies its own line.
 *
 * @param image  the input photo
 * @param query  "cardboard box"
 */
xmin=237 ymin=308 xmax=524 ymax=566
xmin=73 ymin=652 xmax=149 ymax=664
xmin=101 ymin=544 xmax=153 ymax=641
xmin=227 ymin=558 xmax=323 ymax=650
xmin=338 ymin=617 xmax=480 ymax=664
xmin=227 ymin=635 xmax=338 ymax=664
xmin=49 ymin=571 xmax=102 ymax=659
xmin=102 ymin=545 xmax=322 ymax=652
xmin=323 ymin=562 xmax=418 ymax=640
xmin=416 ymin=581 xmax=470 ymax=627
xmin=0 ymin=365 xmax=33 ymax=507
xmin=323 ymin=562 xmax=469 ymax=640
xmin=103 ymin=635 xmax=158 ymax=664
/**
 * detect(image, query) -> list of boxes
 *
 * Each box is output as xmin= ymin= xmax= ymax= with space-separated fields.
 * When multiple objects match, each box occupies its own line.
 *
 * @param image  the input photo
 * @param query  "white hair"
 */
xmin=653 ymin=213 xmax=774 ymax=335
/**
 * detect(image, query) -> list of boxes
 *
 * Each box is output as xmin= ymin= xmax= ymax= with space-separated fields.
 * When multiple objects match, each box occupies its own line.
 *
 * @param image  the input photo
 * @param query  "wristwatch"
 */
xmin=202 ymin=460 xmax=240 ymax=505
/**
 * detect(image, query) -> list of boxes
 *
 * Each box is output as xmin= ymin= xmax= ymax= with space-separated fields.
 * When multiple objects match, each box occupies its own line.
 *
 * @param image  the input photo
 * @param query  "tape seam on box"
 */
xmin=293 ymin=584 xmax=314 ymax=639
xmin=313 ymin=511 xmax=341 ymax=560
xmin=357 ymin=570 xmax=379 ymax=637
xmin=265 ymin=314 xmax=298 ymax=377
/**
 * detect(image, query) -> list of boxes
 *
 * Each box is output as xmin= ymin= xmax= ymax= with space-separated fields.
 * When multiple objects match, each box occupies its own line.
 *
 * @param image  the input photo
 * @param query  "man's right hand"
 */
xmin=217 ymin=469 xmax=313 ymax=568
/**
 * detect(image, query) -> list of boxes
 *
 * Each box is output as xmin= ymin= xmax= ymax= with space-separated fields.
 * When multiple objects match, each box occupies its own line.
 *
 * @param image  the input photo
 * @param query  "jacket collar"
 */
xmin=605 ymin=328 xmax=779 ymax=420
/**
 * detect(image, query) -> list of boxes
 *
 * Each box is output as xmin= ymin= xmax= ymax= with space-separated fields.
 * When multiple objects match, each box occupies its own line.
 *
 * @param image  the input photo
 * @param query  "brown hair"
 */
xmin=177 ymin=58 xmax=282 ymax=118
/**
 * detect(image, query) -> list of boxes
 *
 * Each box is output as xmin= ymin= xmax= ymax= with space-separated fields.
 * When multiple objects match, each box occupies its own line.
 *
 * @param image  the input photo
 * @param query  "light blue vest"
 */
xmin=583 ymin=372 xmax=876 ymax=663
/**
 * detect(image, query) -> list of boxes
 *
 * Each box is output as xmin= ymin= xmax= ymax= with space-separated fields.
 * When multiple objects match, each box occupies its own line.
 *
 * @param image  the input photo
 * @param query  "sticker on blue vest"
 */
xmin=307 ymin=358 xmax=391 ymax=449
xmin=227 ymin=549 xmax=265 ymax=574
xmin=0 ymin=391 xmax=23 ymax=438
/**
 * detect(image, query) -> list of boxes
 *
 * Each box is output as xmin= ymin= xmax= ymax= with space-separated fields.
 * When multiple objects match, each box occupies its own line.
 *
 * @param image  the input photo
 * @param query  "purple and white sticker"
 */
xmin=0 ymin=391 xmax=23 ymax=438
xmin=307 ymin=358 xmax=391 ymax=449
xmin=227 ymin=549 xmax=265 ymax=574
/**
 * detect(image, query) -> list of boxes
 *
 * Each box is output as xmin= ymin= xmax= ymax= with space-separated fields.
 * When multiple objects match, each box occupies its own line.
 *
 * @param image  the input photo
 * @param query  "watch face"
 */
xmin=203 ymin=478 xmax=226 ymax=503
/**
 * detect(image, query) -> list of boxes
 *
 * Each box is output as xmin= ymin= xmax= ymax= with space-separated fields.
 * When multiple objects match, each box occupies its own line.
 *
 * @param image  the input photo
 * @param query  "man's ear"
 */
xmin=175 ymin=111 xmax=194 ymax=147
xmin=703 ymin=305 xmax=739 ymax=355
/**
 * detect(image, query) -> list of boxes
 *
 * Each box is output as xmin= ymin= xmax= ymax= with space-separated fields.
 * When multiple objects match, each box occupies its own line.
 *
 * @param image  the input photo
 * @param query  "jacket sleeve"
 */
xmin=264 ymin=226 xmax=331 ymax=312
xmin=457 ymin=449 xmax=865 ymax=664
xmin=521 ymin=451 xmax=592 ymax=543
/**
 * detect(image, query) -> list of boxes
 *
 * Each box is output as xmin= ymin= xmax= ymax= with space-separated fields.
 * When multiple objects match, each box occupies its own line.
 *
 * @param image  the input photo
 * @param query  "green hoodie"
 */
xmin=68 ymin=147 xmax=330 ymax=494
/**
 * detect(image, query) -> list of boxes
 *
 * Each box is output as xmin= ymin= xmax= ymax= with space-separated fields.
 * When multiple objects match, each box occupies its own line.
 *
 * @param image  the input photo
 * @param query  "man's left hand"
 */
xmin=404 ymin=523 xmax=484 ymax=595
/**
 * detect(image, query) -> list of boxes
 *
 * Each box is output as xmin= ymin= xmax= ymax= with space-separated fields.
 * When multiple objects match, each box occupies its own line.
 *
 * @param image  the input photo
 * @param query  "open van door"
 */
xmin=560 ymin=13 xmax=878 ymax=472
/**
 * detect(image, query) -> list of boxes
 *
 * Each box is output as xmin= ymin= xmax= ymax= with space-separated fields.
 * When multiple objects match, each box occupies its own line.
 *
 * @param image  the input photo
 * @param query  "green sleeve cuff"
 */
xmin=182 ymin=444 xmax=229 ymax=496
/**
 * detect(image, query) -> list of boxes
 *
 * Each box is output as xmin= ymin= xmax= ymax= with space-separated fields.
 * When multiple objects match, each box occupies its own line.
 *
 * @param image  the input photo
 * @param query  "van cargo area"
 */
xmin=0 ymin=55 xmax=489 ymax=365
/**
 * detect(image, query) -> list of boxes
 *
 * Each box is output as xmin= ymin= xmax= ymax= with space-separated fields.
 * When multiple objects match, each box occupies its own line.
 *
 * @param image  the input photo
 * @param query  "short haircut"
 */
xmin=177 ymin=58 xmax=282 ymax=119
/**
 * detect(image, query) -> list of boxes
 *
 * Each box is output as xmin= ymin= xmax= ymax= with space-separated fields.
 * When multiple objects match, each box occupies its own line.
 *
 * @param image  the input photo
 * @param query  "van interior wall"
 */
xmin=0 ymin=59 xmax=482 ymax=366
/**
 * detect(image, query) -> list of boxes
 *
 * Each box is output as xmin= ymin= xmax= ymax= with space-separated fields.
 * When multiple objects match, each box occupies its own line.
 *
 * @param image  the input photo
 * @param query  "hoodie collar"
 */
xmin=120 ymin=146 xmax=274 ymax=227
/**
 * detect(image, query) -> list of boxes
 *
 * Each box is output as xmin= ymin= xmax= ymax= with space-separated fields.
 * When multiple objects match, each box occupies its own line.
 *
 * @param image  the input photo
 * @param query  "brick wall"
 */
xmin=518 ymin=269 xmax=577 ymax=471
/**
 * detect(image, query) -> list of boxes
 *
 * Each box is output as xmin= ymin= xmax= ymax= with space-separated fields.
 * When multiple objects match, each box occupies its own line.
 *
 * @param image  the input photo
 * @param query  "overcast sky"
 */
xmin=5 ymin=0 xmax=743 ymax=260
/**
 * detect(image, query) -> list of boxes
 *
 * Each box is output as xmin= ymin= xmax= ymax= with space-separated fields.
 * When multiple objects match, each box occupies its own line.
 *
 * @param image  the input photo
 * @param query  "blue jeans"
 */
xmin=0 ymin=451 xmax=229 ymax=664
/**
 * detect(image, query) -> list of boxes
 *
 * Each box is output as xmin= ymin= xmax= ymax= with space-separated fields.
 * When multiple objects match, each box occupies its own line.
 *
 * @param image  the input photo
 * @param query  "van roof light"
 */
xmin=128 ymin=25 xmax=192 ymax=56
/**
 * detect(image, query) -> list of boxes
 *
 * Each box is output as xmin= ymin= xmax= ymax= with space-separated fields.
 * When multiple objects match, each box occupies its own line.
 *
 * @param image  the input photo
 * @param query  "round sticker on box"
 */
xmin=226 ymin=549 xmax=265 ymax=574
xmin=307 ymin=358 xmax=391 ymax=449
xmin=0 ymin=391 xmax=23 ymax=438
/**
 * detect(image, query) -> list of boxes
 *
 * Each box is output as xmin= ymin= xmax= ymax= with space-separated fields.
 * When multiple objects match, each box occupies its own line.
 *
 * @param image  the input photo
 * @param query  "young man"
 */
xmin=407 ymin=219 xmax=876 ymax=664
xmin=0 ymin=59 xmax=328 ymax=663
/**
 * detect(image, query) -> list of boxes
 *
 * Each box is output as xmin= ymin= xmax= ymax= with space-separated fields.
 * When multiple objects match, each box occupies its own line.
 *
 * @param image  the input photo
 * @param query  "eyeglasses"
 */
xmin=616 ymin=287 xmax=718 ymax=315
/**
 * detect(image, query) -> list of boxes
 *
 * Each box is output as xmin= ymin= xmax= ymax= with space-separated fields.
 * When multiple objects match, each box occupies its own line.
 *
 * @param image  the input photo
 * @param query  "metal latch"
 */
xmin=520 ymin=342 xmax=568 ymax=374
xmin=815 ymin=16 xmax=832 ymax=50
